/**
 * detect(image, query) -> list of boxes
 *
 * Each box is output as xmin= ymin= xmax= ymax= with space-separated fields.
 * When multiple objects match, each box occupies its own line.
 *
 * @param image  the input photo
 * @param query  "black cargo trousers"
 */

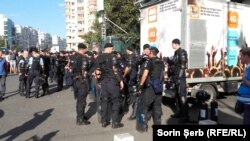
xmin=140 ymin=85 xmax=162 ymax=125
xmin=19 ymin=73 xmax=27 ymax=95
xmin=73 ymin=78 xmax=89 ymax=121
xmin=26 ymin=70 xmax=41 ymax=98
xmin=100 ymin=78 xmax=120 ymax=124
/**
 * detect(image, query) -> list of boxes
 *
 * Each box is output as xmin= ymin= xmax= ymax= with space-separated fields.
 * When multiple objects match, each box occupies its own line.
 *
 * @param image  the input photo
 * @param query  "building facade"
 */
xmin=0 ymin=14 xmax=15 ymax=49
xmin=52 ymin=35 xmax=67 ymax=51
xmin=15 ymin=25 xmax=39 ymax=50
xmin=38 ymin=28 xmax=52 ymax=51
xmin=65 ymin=0 xmax=97 ymax=50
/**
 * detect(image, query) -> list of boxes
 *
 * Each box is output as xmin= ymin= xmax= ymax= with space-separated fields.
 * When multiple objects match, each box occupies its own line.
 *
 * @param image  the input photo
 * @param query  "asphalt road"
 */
xmin=0 ymin=75 xmax=243 ymax=141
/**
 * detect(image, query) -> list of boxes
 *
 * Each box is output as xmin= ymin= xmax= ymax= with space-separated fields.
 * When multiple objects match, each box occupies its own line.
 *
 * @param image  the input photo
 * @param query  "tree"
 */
xmin=81 ymin=0 xmax=140 ymax=49
xmin=0 ymin=36 xmax=5 ymax=48
xmin=104 ymin=0 xmax=140 ymax=48
xmin=81 ymin=12 xmax=102 ymax=47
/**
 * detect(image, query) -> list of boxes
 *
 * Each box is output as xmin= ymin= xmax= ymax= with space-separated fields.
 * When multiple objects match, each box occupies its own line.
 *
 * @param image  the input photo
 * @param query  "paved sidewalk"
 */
xmin=0 ymin=75 xmax=243 ymax=141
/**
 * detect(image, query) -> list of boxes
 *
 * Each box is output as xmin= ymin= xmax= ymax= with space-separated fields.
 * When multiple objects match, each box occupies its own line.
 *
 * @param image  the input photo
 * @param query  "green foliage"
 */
xmin=81 ymin=12 xmax=102 ymax=47
xmin=105 ymin=0 xmax=140 ymax=47
xmin=0 ymin=36 xmax=5 ymax=48
xmin=81 ymin=0 xmax=140 ymax=49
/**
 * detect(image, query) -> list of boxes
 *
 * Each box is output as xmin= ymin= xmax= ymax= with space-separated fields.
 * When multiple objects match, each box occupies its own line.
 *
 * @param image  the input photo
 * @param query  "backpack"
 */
xmin=149 ymin=71 xmax=164 ymax=94
xmin=149 ymin=59 xmax=164 ymax=94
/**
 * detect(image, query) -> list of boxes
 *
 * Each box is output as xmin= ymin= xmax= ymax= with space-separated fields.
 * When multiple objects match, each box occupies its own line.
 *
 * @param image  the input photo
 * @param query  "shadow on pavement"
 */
xmin=0 ymin=108 xmax=54 ymax=141
xmin=5 ymin=90 xmax=19 ymax=95
xmin=217 ymin=99 xmax=243 ymax=124
xmin=4 ymin=92 xmax=19 ymax=99
xmin=162 ymin=97 xmax=198 ymax=125
xmin=85 ymin=101 xmax=97 ymax=120
xmin=0 ymin=109 xmax=4 ymax=119
xmin=24 ymin=130 xmax=59 ymax=141
xmin=162 ymin=96 xmax=243 ymax=125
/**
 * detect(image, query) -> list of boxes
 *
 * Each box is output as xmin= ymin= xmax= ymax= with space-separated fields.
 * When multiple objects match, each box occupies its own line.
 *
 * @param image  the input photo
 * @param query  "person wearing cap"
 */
xmin=95 ymin=43 xmax=124 ymax=128
xmin=137 ymin=46 xmax=164 ymax=131
xmin=18 ymin=50 xmax=29 ymax=96
xmin=84 ymin=50 xmax=96 ymax=100
xmin=123 ymin=46 xmax=139 ymax=120
xmin=26 ymin=47 xmax=44 ymax=98
xmin=70 ymin=43 xmax=91 ymax=125
xmin=0 ymin=50 xmax=8 ymax=102
xmin=136 ymin=44 xmax=152 ymax=121
xmin=40 ymin=50 xmax=50 ymax=96
xmin=56 ymin=51 xmax=67 ymax=92
xmin=138 ymin=44 xmax=151 ymax=78
xmin=170 ymin=38 xmax=189 ymax=123
xmin=49 ymin=52 xmax=57 ymax=83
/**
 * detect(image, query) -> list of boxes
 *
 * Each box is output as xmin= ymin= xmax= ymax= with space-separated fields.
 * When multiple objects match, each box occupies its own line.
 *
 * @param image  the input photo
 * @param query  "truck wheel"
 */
xmin=200 ymin=83 xmax=217 ymax=103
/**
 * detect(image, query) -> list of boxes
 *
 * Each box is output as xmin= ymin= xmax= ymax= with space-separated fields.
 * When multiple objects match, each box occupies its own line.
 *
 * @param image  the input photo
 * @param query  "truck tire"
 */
xmin=200 ymin=83 xmax=217 ymax=103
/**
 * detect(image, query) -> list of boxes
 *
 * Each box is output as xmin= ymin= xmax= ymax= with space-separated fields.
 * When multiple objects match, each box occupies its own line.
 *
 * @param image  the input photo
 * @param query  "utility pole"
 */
xmin=4 ymin=37 xmax=7 ymax=48
xmin=97 ymin=0 xmax=106 ymax=49
xmin=100 ymin=10 xmax=106 ymax=42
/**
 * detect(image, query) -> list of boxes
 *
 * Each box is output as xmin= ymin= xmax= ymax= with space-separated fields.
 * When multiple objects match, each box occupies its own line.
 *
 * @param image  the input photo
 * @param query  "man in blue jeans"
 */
xmin=0 ymin=50 xmax=7 ymax=102
xmin=9 ymin=49 xmax=17 ymax=74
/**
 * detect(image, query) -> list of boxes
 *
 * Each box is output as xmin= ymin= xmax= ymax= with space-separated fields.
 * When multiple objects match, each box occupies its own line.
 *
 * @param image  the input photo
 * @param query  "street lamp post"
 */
xmin=23 ymin=40 xmax=30 ymax=50
xmin=4 ymin=36 xmax=16 ymax=49
xmin=4 ymin=37 xmax=7 ymax=48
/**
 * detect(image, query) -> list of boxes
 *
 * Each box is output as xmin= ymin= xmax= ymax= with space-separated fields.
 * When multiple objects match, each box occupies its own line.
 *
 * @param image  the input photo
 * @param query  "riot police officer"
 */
xmin=123 ymin=46 xmax=139 ymax=120
xmin=40 ymin=50 xmax=50 ymax=96
xmin=138 ymin=47 xmax=164 ymax=129
xmin=26 ymin=47 xmax=44 ymax=98
xmin=70 ymin=43 xmax=91 ymax=125
xmin=96 ymin=43 xmax=124 ymax=128
xmin=137 ymin=44 xmax=151 ymax=120
xmin=138 ymin=44 xmax=151 ymax=79
xmin=170 ymin=38 xmax=189 ymax=123
xmin=18 ymin=50 xmax=29 ymax=96
xmin=56 ymin=51 xmax=66 ymax=91
xmin=49 ymin=53 xmax=57 ymax=83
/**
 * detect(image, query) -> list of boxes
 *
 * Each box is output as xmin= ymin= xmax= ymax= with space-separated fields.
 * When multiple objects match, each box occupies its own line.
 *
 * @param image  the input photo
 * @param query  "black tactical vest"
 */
xmin=31 ymin=57 xmax=41 ymax=71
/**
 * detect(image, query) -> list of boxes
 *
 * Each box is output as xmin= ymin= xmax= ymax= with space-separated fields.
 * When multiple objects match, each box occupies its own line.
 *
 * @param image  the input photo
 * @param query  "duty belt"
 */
xmin=73 ymin=75 xmax=86 ymax=81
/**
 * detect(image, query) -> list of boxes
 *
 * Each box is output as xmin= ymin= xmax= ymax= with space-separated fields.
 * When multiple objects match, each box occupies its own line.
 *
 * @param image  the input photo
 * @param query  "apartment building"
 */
xmin=52 ymin=35 xmax=67 ymax=51
xmin=0 ymin=14 xmax=15 ymax=48
xmin=15 ymin=25 xmax=39 ymax=50
xmin=38 ymin=28 xmax=52 ymax=50
xmin=65 ymin=0 xmax=97 ymax=50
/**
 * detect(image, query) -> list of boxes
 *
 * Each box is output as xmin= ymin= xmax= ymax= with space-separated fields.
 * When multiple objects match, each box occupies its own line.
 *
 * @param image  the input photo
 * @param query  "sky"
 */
xmin=0 ymin=0 xmax=66 ymax=38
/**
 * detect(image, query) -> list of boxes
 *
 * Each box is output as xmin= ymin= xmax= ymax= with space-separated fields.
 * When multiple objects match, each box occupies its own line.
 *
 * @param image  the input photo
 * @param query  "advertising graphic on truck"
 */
xmin=140 ymin=0 xmax=250 ymax=101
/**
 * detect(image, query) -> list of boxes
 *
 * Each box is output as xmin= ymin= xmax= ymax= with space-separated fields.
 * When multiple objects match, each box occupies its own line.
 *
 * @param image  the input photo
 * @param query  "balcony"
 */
xmin=78 ymin=32 xmax=84 ymax=36
xmin=88 ymin=0 xmax=96 ymax=5
xmin=77 ymin=17 xmax=84 ymax=21
xmin=89 ymin=5 xmax=97 ymax=12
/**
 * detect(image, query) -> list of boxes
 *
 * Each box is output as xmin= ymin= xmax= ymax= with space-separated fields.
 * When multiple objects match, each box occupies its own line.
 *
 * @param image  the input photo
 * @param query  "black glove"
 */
xmin=137 ymin=84 xmax=143 ymax=93
xmin=174 ymin=77 xmax=181 ymax=86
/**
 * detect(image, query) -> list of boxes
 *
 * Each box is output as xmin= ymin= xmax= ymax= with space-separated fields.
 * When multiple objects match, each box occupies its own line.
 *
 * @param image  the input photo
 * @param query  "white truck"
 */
xmin=50 ymin=45 xmax=60 ymax=53
xmin=139 ymin=0 xmax=250 ymax=102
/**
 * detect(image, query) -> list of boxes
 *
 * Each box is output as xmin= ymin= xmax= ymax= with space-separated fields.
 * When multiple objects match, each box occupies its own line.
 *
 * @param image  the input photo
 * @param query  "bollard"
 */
xmin=114 ymin=133 xmax=134 ymax=141
xmin=199 ymin=101 xmax=208 ymax=121
xmin=199 ymin=119 xmax=217 ymax=125
xmin=210 ymin=100 xmax=218 ymax=122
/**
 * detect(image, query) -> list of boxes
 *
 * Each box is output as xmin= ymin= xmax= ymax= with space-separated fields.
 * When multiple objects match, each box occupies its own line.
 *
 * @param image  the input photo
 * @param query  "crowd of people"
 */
xmin=0 ymin=47 xmax=73 ymax=101
xmin=64 ymin=38 xmax=189 ymax=130
xmin=0 ymin=39 xmax=191 ymax=131
xmin=3 ymin=38 xmax=249 ymax=131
